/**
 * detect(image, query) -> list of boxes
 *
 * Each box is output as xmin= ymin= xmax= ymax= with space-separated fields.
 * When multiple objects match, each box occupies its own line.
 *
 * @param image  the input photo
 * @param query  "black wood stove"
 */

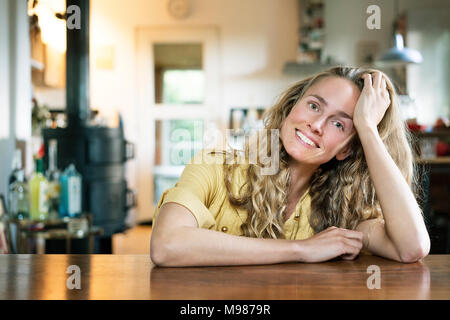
xmin=42 ymin=0 xmax=135 ymax=253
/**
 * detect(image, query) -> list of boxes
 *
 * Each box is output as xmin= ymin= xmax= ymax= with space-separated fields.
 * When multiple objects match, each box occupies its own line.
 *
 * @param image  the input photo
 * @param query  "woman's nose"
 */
xmin=309 ymin=116 xmax=325 ymax=135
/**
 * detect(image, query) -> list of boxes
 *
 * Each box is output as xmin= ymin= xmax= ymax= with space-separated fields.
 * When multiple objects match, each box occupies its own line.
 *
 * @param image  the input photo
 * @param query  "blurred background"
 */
xmin=0 ymin=0 xmax=449 ymax=254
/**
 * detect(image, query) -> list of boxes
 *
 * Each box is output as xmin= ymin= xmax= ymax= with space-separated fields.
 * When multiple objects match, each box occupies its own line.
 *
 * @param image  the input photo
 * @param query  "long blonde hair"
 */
xmin=218 ymin=66 xmax=421 ymax=239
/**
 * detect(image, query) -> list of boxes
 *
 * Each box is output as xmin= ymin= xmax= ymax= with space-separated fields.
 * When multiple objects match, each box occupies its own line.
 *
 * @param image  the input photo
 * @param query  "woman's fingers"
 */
xmin=381 ymin=77 xmax=387 ymax=90
xmin=305 ymin=227 xmax=364 ymax=263
xmin=343 ymin=236 xmax=363 ymax=250
xmin=340 ymin=237 xmax=363 ymax=260
xmin=372 ymin=72 xmax=382 ymax=89
xmin=327 ymin=226 xmax=364 ymax=242
xmin=363 ymin=73 xmax=372 ymax=89
xmin=378 ymin=77 xmax=391 ymax=108
xmin=381 ymin=78 xmax=390 ymax=102
xmin=324 ymin=227 xmax=364 ymax=259
xmin=340 ymin=253 xmax=359 ymax=260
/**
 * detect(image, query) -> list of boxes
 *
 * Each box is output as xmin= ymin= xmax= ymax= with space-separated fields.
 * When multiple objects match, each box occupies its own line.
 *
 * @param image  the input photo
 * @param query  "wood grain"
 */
xmin=0 ymin=254 xmax=449 ymax=300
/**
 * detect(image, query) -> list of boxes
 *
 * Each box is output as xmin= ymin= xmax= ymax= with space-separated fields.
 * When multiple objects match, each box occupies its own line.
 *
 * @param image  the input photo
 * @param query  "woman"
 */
xmin=150 ymin=66 xmax=430 ymax=267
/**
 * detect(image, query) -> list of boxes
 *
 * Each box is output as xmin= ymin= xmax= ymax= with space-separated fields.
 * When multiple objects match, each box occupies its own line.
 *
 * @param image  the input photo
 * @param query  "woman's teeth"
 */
xmin=296 ymin=130 xmax=316 ymax=147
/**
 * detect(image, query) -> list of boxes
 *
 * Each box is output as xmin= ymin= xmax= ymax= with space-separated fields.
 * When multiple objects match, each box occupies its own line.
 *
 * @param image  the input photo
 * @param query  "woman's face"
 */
xmin=280 ymin=76 xmax=361 ymax=166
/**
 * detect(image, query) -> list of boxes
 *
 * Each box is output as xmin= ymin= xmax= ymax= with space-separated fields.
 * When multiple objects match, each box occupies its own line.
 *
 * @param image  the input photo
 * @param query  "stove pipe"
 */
xmin=66 ymin=0 xmax=90 ymax=128
xmin=42 ymin=0 xmax=135 ymax=253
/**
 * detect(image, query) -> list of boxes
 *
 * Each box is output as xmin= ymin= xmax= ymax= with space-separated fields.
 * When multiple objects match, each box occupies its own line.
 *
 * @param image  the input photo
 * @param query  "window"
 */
xmin=153 ymin=43 xmax=203 ymax=104
xmin=136 ymin=27 xmax=220 ymax=222
xmin=162 ymin=70 xmax=204 ymax=104
xmin=153 ymin=43 xmax=205 ymax=204
xmin=153 ymin=119 xmax=204 ymax=203
xmin=155 ymin=119 xmax=204 ymax=166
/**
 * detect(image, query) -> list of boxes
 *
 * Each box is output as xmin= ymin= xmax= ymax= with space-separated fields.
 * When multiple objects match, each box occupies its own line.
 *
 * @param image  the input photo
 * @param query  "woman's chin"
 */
xmin=288 ymin=152 xmax=323 ymax=166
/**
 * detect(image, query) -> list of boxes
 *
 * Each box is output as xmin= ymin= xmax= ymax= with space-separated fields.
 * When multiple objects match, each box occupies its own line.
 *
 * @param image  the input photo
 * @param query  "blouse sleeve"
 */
xmin=152 ymin=149 xmax=224 ymax=230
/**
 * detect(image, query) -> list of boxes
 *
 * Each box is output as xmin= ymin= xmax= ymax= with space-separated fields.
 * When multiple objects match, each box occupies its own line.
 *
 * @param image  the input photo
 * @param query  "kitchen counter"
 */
xmin=0 ymin=254 xmax=449 ymax=300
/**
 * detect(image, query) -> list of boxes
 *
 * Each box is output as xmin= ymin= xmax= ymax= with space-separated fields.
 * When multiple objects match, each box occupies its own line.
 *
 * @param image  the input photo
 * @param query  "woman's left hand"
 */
xmin=353 ymin=72 xmax=391 ymax=131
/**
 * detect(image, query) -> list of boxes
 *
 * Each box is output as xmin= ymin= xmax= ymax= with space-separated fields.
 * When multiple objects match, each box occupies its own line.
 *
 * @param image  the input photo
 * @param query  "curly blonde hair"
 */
xmin=216 ymin=66 xmax=422 ymax=239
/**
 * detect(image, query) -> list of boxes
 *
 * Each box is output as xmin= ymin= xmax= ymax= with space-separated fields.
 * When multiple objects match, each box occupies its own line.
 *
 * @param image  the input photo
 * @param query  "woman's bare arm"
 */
xmin=356 ymin=126 xmax=430 ymax=262
xmin=150 ymin=202 xmax=364 ymax=267
xmin=356 ymin=218 xmax=402 ymax=262
xmin=150 ymin=203 xmax=299 ymax=266
xmin=354 ymin=72 xmax=430 ymax=263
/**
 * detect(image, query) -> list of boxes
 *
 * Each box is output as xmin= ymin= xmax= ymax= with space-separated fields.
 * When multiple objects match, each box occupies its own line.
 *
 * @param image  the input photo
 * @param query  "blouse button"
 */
xmin=221 ymin=226 xmax=228 ymax=233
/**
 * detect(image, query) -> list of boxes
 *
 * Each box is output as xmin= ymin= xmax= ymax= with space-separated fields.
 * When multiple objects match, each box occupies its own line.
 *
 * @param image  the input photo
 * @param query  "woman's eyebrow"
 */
xmin=308 ymin=94 xmax=353 ymax=120
xmin=309 ymin=94 xmax=328 ymax=106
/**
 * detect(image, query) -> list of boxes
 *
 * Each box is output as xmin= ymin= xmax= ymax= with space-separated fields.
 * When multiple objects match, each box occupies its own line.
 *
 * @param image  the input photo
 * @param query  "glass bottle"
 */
xmin=8 ymin=149 xmax=23 ymax=186
xmin=29 ymin=158 xmax=49 ymax=221
xmin=8 ymin=170 xmax=29 ymax=220
xmin=59 ymin=164 xmax=82 ymax=218
xmin=46 ymin=140 xmax=61 ymax=220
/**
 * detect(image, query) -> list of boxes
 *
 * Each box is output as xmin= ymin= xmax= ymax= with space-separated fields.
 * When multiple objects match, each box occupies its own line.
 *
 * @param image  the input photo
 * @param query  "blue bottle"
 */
xmin=59 ymin=164 xmax=82 ymax=218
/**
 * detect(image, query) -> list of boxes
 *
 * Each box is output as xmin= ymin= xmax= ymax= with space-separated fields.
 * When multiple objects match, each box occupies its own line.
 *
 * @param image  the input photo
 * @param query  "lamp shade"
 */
xmin=377 ymin=34 xmax=423 ymax=66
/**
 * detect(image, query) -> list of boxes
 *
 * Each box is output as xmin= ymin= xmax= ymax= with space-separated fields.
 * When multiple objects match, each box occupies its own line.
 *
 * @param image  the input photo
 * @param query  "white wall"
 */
xmin=323 ymin=0 xmax=393 ymax=66
xmin=11 ymin=0 xmax=32 ymax=142
xmin=0 ymin=0 xmax=11 ymax=142
xmin=407 ymin=7 xmax=449 ymax=125
xmin=22 ymin=0 xmax=448 ymax=223
xmin=90 ymin=0 xmax=301 ymax=135
xmin=323 ymin=0 xmax=449 ymax=66
xmin=323 ymin=0 xmax=450 ymax=124
xmin=0 ymin=0 xmax=32 ymax=197
xmin=89 ymin=0 xmax=302 ymax=223
xmin=90 ymin=0 xmax=449 ymax=147
xmin=0 ymin=0 xmax=14 ymax=198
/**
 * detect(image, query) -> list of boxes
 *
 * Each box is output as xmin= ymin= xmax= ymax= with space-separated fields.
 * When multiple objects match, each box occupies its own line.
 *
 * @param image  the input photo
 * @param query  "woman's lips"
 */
xmin=295 ymin=129 xmax=318 ymax=148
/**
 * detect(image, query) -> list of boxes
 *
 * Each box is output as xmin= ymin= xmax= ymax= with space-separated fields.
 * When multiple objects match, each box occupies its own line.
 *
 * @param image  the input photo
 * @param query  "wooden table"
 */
xmin=0 ymin=254 xmax=449 ymax=300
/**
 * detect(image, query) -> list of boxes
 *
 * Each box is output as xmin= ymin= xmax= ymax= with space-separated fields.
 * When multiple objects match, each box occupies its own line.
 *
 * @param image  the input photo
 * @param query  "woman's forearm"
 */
xmin=357 ymin=125 xmax=430 ymax=261
xmin=150 ymin=204 xmax=301 ymax=266
xmin=151 ymin=200 xmax=364 ymax=266
xmin=151 ymin=226 xmax=299 ymax=267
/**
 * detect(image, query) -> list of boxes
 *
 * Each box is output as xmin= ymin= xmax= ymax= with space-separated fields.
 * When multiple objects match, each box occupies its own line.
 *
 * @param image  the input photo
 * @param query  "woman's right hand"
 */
xmin=296 ymin=226 xmax=364 ymax=263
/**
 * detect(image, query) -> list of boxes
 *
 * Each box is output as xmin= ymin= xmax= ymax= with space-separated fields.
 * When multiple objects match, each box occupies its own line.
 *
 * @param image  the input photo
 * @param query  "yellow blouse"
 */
xmin=152 ymin=149 xmax=315 ymax=240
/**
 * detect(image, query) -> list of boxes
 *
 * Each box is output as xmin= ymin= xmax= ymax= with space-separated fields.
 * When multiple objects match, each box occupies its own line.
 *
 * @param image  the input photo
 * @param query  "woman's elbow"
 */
xmin=150 ymin=236 xmax=182 ymax=267
xmin=150 ymin=243 xmax=168 ymax=266
xmin=399 ymin=239 xmax=431 ymax=263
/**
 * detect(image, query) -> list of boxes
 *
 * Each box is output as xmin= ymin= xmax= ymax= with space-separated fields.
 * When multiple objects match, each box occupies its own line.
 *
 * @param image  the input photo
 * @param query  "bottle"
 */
xmin=8 ymin=170 xmax=29 ymax=220
xmin=29 ymin=158 xmax=49 ymax=221
xmin=46 ymin=140 xmax=61 ymax=220
xmin=8 ymin=149 xmax=23 ymax=186
xmin=59 ymin=164 xmax=82 ymax=218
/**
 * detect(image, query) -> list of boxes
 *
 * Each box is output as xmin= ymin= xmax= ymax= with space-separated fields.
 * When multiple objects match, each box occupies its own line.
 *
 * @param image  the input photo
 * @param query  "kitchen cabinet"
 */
xmin=414 ymin=130 xmax=450 ymax=253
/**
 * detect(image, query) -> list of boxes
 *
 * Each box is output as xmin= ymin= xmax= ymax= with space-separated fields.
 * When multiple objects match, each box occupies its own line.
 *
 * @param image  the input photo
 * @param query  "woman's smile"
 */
xmin=295 ymin=129 xmax=319 ymax=149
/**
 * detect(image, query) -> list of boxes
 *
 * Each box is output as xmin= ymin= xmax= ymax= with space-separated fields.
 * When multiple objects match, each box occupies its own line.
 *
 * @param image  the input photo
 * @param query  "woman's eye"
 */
xmin=309 ymin=103 xmax=318 ymax=111
xmin=333 ymin=121 xmax=344 ymax=130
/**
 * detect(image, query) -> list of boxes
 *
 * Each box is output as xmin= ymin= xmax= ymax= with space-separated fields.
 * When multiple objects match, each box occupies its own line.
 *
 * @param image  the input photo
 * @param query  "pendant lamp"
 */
xmin=376 ymin=0 xmax=423 ymax=66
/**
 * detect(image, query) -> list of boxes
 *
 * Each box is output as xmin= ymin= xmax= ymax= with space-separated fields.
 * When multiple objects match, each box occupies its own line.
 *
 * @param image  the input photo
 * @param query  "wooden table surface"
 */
xmin=0 ymin=254 xmax=449 ymax=300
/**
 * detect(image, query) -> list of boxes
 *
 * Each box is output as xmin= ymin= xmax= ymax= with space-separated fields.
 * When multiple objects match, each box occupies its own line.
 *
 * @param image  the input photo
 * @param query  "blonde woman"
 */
xmin=150 ymin=66 xmax=430 ymax=267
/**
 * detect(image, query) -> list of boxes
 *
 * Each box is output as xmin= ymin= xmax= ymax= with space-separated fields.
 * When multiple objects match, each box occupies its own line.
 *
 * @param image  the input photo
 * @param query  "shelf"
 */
xmin=410 ymin=130 xmax=450 ymax=138
xmin=283 ymin=62 xmax=338 ymax=75
xmin=31 ymin=59 xmax=44 ymax=71
xmin=415 ymin=156 xmax=450 ymax=165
